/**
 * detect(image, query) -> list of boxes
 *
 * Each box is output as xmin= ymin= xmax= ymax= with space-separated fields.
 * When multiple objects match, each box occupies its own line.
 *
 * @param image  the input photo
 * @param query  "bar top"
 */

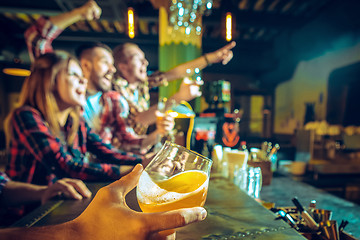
xmin=13 ymin=175 xmax=305 ymax=239
xmin=177 ymin=175 xmax=305 ymax=239
xmin=261 ymin=173 xmax=360 ymax=239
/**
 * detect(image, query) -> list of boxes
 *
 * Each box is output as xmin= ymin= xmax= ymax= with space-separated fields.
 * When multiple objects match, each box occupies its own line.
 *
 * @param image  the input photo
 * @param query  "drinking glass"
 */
xmin=223 ymin=149 xmax=248 ymax=181
xmin=137 ymin=141 xmax=212 ymax=239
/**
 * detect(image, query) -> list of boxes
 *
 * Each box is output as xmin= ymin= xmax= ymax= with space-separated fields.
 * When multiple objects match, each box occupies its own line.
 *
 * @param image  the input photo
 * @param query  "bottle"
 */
xmin=309 ymin=200 xmax=316 ymax=210
xmin=308 ymin=200 xmax=317 ymax=220
xmin=269 ymin=144 xmax=280 ymax=172
xmin=292 ymin=197 xmax=319 ymax=230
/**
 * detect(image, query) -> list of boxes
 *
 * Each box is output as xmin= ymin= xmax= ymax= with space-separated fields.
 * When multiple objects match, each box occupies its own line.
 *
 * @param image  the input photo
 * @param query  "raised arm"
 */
xmin=25 ymin=0 xmax=101 ymax=62
xmin=161 ymin=41 xmax=236 ymax=82
xmin=49 ymin=0 xmax=101 ymax=29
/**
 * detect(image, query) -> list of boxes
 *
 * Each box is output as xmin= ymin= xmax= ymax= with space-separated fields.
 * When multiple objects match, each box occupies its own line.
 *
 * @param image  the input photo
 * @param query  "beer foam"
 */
xmin=137 ymin=171 xmax=208 ymax=205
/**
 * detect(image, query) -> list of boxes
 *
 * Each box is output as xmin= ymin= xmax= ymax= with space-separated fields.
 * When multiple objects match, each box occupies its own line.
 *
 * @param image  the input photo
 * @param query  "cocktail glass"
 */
xmin=137 ymin=141 xmax=212 ymax=239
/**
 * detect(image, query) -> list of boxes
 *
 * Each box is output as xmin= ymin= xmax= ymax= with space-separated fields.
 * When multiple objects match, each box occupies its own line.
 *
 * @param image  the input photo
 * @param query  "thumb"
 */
xmin=106 ymin=164 xmax=144 ymax=199
xmin=144 ymin=207 xmax=207 ymax=233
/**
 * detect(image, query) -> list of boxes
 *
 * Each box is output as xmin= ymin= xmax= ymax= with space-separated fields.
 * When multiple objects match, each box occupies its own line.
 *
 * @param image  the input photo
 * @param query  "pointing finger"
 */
xmin=219 ymin=41 xmax=236 ymax=51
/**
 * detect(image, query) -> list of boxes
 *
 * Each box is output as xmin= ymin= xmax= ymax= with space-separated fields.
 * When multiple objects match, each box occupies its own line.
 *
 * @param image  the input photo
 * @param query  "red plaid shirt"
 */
xmin=6 ymin=106 xmax=142 ymax=185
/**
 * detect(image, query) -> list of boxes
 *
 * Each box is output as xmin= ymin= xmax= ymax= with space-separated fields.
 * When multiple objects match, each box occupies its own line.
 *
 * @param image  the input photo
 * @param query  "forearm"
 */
xmin=135 ymin=96 xmax=179 ymax=126
xmin=135 ymin=104 xmax=158 ymax=126
xmin=87 ymin=130 xmax=143 ymax=165
xmin=49 ymin=8 xmax=83 ymax=29
xmin=163 ymin=41 xmax=236 ymax=82
xmin=0 ymin=221 xmax=79 ymax=240
xmin=0 ymin=181 xmax=46 ymax=207
xmin=164 ymin=55 xmax=209 ymax=82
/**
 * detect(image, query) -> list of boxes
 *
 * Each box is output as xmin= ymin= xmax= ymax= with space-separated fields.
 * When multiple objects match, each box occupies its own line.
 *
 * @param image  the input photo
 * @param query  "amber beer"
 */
xmin=137 ymin=170 xmax=209 ymax=213
xmin=136 ymin=141 xmax=212 ymax=238
xmin=224 ymin=150 xmax=249 ymax=180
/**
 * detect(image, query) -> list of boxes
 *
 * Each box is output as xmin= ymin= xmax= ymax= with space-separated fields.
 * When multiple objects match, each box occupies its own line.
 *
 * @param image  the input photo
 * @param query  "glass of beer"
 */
xmin=223 ymin=149 xmax=249 ymax=181
xmin=137 ymin=141 xmax=212 ymax=239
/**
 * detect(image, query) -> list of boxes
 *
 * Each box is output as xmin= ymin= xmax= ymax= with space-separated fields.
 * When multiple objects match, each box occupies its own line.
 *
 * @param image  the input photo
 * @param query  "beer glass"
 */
xmin=137 ymin=141 xmax=212 ymax=239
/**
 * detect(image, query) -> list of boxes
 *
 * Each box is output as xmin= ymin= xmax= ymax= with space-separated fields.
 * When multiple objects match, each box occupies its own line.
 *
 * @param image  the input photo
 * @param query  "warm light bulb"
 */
xmin=3 ymin=68 xmax=31 ymax=77
xmin=226 ymin=12 xmax=232 ymax=42
xmin=128 ymin=8 xmax=135 ymax=39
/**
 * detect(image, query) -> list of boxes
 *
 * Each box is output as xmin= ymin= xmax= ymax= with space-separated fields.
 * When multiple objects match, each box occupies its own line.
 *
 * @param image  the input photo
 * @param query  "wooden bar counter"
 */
xmin=12 ymin=174 xmax=305 ymax=239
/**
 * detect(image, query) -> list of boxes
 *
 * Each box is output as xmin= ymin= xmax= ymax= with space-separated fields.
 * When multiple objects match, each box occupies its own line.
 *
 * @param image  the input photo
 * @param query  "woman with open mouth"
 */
xmin=5 ymin=51 xmax=144 ymax=186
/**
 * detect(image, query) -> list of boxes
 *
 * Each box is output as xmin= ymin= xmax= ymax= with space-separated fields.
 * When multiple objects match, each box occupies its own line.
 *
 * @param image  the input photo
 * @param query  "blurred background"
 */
xmin=1 ymin=0 xmax=360 ymax=204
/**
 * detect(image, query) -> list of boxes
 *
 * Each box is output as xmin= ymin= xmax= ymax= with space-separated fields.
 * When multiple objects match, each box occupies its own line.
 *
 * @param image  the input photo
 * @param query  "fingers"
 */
xmin=55 ymin=180 xmax=84 ymax=200
xmin=42 ymin=179 xmax=87 ymax=204
xmin=106 ymin=164 xmax=144 ymax=199
xmin=221 ymin=41 xmax=236 ymax=51
xmin=80 ymin=0 xmax=102 ymax=20
xmin=91 ymin=1 xmax=102 ymax=19
xmin=190 ymin=85 xmax=202 ymax=98
xmin=156 ymin=112 xmax=174 ymax=134
xmin=145 ymin=207 xmax=207 ymax=233
xmin=222 ymin=51 xmax=233 ymax=65
xmin=183 ymin=78 xmax=203 ymax=86
xmin=214 ymin=41 xmax=235 ymax=65
xmin=62 ymin=178 xmax=92 ymax=198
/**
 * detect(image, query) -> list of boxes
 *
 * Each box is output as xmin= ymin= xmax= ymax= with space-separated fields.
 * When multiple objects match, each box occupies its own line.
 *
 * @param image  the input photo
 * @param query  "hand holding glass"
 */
xmin=137 ymin=141 xmax=212 ymax=239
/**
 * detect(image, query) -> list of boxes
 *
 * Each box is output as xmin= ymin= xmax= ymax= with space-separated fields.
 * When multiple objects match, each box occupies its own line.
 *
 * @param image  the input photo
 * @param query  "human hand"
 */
xmin=73 ymin=164 xmax=207 ymax=240
xmin=76 ymin=0 xmax=102 ymax=21
xmin=155 ymin=111 xmax=175 ymax=136
xmin=41 ymin=178 xmax=92 ymax=205
xmin=173 ymin=77 xmax=202 ymax=103
xmin=206 ymin=41 xmax=236 ymax=65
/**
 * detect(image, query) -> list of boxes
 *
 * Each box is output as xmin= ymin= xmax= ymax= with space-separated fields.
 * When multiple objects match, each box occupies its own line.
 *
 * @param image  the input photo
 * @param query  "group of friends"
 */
xmin=0 ymin=0 xmax=235 ymax=239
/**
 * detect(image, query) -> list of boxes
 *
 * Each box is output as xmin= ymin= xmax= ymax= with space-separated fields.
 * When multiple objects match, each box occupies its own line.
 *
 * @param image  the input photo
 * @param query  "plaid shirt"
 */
xmin=25 ymin=16 xmax=61 ymax=63
xmin=85 ymin=91 xmax=145 ymax=153
xmin=0 ymin=172 xmax=10 ymax=195
xmin=25 ymin=16 xmax=146 ymax=153
xmin=113 ymin=71 xmax=167 ymax=136
xmin=6 ymin=106 xmax=143 ymax=185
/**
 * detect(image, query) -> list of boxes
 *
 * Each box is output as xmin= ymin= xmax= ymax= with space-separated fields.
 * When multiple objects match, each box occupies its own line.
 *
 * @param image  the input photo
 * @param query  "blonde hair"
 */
xmin=5 ymin=51 xmax=80 ymax=148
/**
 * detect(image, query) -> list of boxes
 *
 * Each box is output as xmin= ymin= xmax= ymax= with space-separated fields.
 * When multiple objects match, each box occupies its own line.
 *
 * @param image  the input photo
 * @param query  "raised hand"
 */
xmin=173 ymin=77 xmax=202 ymax=103
xmin=155 ymin=111 xmax=175 ymax=136
xmin=205 ymin=41 xmax=236 ymax=65
xmin=77 ymin=0 xmax=102 ymax=21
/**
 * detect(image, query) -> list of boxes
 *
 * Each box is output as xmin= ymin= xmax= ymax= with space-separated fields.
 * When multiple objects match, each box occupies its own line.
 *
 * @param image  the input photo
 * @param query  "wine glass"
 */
xmin=137 ymin=141 xmax=212 ymax=239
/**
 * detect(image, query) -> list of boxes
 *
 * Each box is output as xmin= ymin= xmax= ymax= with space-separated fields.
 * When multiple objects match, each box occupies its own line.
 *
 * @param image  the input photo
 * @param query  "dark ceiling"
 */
xmin=1 ymin=0 xmax=359 ymax=89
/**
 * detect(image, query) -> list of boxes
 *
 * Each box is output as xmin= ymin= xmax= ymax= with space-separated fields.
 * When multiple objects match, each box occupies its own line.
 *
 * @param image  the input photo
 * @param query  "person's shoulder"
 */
xmin=13 ymin=105 xmax=41 ymax=118
xmin=11 ymin=106 xmax=44 ymax=129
